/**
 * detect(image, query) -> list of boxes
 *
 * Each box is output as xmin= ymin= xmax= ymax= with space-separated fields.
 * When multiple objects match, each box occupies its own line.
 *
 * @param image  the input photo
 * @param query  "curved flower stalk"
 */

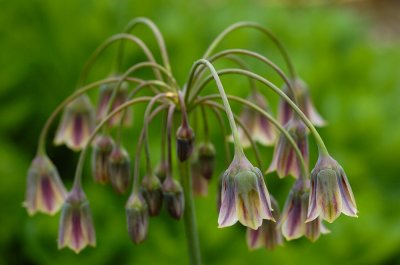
xmin=267 ymin=118 xmax=308 ymax=179
xmin=279 ymin=78 xmax=325 ymax=127
xmin=58 ymin=186 xmax=96 ymax=253
xmin=54 ymin=95 xmax=95 ymax=151
xmin=246 ymin=197 xmax=283 ymax=250
xmin=24 ymin=155 xmax=67 ymax=216
xmin=307 ymin=155 xmax=358 ymax=223
xmin=233 ymin=91 xmax=276 ymax=148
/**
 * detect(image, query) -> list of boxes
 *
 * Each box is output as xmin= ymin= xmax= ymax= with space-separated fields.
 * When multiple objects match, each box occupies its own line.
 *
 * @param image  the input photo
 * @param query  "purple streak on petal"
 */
xmin=283 ymin=197 xmax=302 ymax=239
xmin=71 ymin=210 xmax=83 ymax=251
xmin=256 ymin=173 xmax=274 ymax=221
xmin=72 ymin=114 xmax=84 ymax=148
xmin=338 ymin=171 xmax=357 ymax=217
xmin=306 ymin=174 xmax=319 ymax=222
xmin=247 ymin=228 xmax=262 ymax=249
xmin=218 ymin=178 xmax=237 ymax=227
xmin=41 ymin=176 xmax=55 ymax=212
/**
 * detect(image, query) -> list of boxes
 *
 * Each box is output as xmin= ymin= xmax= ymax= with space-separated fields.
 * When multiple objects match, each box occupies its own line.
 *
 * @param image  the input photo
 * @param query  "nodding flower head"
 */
xmin=246 ymin=197 xmax=283 ymax=250
xmin=91 ymin=135 xmax=115 ymax=184
xmin=176 ymin=124 xmax=195 ymax=162
xmin=306 ymin=155 xmax=357 ymax=223
xmin=267 ymin=118 xmax=308 ymax=179
xmin=108 ymin=145 xmax=131 ymax=194
xmin=96 ymin=82 xmax=132 ymax=127
xmin=279 ymin=78 xmax=325 ymax=127
xmin=279 ymin=180 xmax=329 ymax=241
xmin=234 ymin=91 xmax=276 ymax=147
xmin=197 ymin=142 xmax=216 ymax=180
xmin=24 ymin=155 xmax=67 ymax=216
xmin=141 ymin=174 xmax=163 ymax=216
xmin=58 ymin=187 xmax=96 ymax=253
xmin=54 ymin=95 xmax=95 ymax=151
xmin=126 ymin=193 xmax=149 ymax=244
xmin=162 ymin=177 xmax=184 ymax=220
xmin=218 ymin=155 xmax=274 ymax=230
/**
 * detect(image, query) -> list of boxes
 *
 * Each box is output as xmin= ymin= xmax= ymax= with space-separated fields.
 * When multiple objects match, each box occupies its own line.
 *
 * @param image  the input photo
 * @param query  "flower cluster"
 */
xmin=24 ymin=17 xmax=357 ymax=262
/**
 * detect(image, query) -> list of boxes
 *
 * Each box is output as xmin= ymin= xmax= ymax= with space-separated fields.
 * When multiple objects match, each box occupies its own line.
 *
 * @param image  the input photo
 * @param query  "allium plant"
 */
xmin=24 ymin=17 xmax=357 ymax=264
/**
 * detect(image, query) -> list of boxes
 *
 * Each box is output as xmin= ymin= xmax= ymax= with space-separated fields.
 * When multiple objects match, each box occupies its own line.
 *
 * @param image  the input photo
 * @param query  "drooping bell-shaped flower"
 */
xmin=58 ymin=187 xmax=96 ymax=253
xmin=306 ymin=155 xmax=358 ymax=223
xmin=246 ymin=197 xmax=283 ymax=250
xmin=24 ymin=155 xmax=67 ymax=216
xmin=233 ymin=91 xmax=276 ymax=148
xmin=126 ymin=193 xmax=149 ymax=244
xmin=279 ymin=78 xmax=325 ymax=127
xmin=267 ymin=118 xmax=308 ymax=179
xmin=218 ymin=155 xmax=274 ymax=230
xmin=108 ymin=145 xmax=131 ymax=194
xmin=54 ymin=95 xmax=95 ymax=151
xmin=176 ymin=123 xmax=195 ymax=162
xmin=197 ymin=141 xmax=216 ymax=180
xmin=91 ymin=134 xmax=115 ymax=184
xmin=191 ymin=156 xmax=209 ymax=196
xmin=96 ymin=82 xmax=132 ymax=127
xmin=162 ymin=177 xmax=184 ymax=220
xmin=141 ymin=174 xmax=163 ymax=216
xmin=279 ymin=180 xmax=329 ymax=241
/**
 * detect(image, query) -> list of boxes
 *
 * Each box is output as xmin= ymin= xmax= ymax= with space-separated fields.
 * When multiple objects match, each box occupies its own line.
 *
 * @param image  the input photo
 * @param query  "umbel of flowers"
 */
xmin=24 ymin=17 xmax=357 ymax=264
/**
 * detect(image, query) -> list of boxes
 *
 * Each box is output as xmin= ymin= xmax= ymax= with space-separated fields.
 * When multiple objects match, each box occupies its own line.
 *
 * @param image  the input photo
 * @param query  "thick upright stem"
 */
xmin=178 ymin=159 xmax=202 ymax=265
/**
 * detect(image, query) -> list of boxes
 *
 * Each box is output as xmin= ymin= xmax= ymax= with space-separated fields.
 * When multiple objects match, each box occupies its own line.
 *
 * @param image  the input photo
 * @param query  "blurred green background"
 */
xmin=1 ymin=0 xmax=400 ymax=264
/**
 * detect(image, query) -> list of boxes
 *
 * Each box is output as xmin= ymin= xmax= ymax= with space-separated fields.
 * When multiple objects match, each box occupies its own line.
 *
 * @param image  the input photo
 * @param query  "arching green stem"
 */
xmin=120 ymin=17 xmax=172 ymax=73
xmin=77 ymin=33 xmax=163 ymax=86
xmin=191 ymin=68 xmax=329 ymax=156
xmin=196 ymin=95 xmax=308 ymax=178
xmin=208 ymin=106 xmax=231 ymax=164
xmin=202 ymin=21 xmax=296 ymax=78
xmin=185 ymin=59 xmax=244 ymax=158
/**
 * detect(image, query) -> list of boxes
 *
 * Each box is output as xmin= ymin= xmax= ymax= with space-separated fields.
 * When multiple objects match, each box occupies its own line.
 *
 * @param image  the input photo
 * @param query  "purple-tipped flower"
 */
xmin=58 ymin=187 xmax=96 ymax=253
xmin=197 ymin=142 xmax=216 ymax=180
xmin=108 ymin=145 xmax=131 ymax=194
xmin=218 ymin=155 xmax=274 ymax=230
xmin=246 ymin=197 xmax=283 ymax=250
xmin=24 ymin=155 xmax=67 ymax=216
xmin=91 ymin=135 xmax=115 ymax=184
xmin=162 ymin=177 xmax=184 ymax=220
xmin=267 ymin=118 xmax=308 ymax=179
xmin=279 ymin=181 xmax=329 ymax=241
xmin=141 ymin=175 xmax=163 ymax=216
xmin=234 ymin=91 xmax=276 ymax=148
xmin=54 ymin=95 xmax=95 ymax=151
xmin=307 ymin=155 xmax=358 ymax=223
xmin=126 ymin=193 xmax=149 ymax=244
xmin=96 ymin=82 xmax=132 ymax=127
xmin=279 ymin=78 xmax=325 ymax=127
xmin=176 ymin=124 xmax=195 ymax=162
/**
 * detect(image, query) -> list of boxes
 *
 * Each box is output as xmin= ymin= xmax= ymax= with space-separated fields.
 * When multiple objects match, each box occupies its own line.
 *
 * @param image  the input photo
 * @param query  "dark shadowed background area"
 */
xmin=1 ymin=0 xmax=399 ymax=264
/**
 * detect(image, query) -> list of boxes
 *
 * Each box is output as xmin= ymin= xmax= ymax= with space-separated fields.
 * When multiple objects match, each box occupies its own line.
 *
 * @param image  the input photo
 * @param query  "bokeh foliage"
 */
xmin=1 ymin=0 xmax=400 ymax=265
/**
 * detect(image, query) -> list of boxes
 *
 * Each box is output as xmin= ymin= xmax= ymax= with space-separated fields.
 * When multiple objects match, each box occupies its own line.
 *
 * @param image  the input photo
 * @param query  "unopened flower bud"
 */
xmin=24 ymin=155 xmax=67 ymax=216
xmin=176 ymin=124 xmax=195 ymax=162
xmin=58 ymin=187 xmax=96 ymax=253
xmin=307 ymin=155 xmax=357 ymax=223
xmin=54 ymin=95 xmax=95 ymax=151
xmin=162 ymin=177 xmax=184 ymax=220
xmin=91 ymin=135 xmax=115 ymax=184
xmin=126 ymin=194 xmax=149 ymax=244
xmin=191 ymin=157 xmax=208 ymax=196
xmin=96 ymin=82 xmax=132 ymax=127
xmin=108 ymin=145 xmax=131 ymax=194
xmin=197 ymin=142 xmax=216 ymax=180
xmin=155 ymin=161 xmax=168 ymax=181
xmin=218 ymin=155 xmax=274 ymax=230
xmin=141 ymin=175 xmax=163 ymax=216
